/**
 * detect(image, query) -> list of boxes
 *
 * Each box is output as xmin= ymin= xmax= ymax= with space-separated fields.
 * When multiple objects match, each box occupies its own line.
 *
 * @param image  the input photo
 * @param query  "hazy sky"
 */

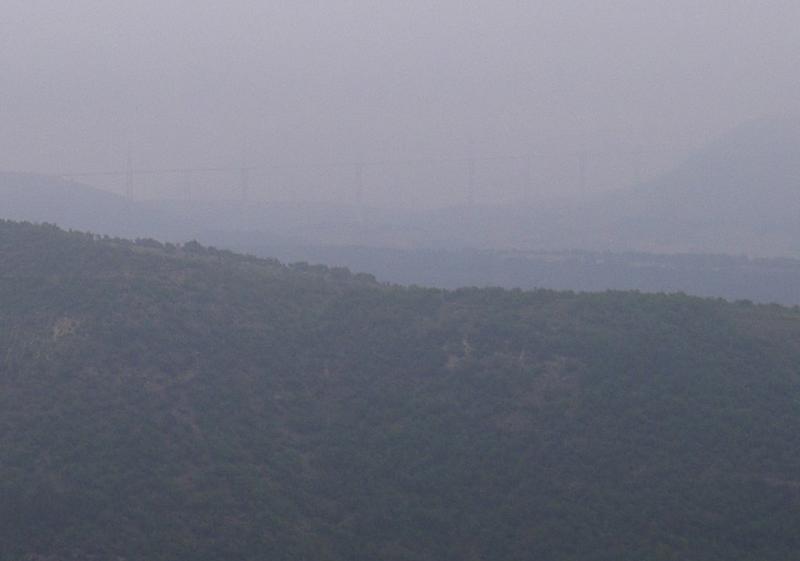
xmin=2 ymin=1 xmax=799 ymax=204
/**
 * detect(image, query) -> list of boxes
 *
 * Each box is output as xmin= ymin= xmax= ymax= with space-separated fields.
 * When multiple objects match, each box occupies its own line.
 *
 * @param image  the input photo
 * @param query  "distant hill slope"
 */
xmin=2 ymin=220 xmax=800 ymax=561
xmin=5 ymin=117 xmax=800 ymax=259
xmin=586 ymin=117 xmax=800 ymax=255
xmin=0 ymin=172 xmax=189 ymax=240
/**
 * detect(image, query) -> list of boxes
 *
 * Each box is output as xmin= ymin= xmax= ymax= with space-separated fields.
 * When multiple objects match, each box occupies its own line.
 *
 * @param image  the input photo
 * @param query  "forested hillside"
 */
xmin=1 ymin=220 xmax=800 ymax=561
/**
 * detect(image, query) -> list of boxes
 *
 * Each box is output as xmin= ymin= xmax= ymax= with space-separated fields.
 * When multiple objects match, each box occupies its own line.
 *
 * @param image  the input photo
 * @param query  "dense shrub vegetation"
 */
xmin=1 ymin=220 xmax=799 ymax=560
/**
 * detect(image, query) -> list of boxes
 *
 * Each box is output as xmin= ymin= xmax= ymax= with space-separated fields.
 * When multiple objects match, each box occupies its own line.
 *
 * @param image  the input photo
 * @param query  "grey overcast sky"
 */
xmin=2 ymin=1 xmax=799 ymax=202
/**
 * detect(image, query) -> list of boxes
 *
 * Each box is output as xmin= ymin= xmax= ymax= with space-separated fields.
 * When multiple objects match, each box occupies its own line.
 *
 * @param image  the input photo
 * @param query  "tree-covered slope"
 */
xmin=1 ymin=220 xmax=800 ymax=561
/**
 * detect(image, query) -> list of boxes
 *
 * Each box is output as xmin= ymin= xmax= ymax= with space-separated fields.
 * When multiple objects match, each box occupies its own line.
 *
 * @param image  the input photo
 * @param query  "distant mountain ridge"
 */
xmin=587 ymin=117 xmax=800 ymax=255
xmin=0 ymin=171 xmax=190 ymax=240
xmin=3 ymin=118 xmax=799 ymax=257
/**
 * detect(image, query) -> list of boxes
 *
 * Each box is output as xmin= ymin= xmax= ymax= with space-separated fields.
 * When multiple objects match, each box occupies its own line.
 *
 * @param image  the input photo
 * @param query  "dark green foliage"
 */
xmin=1 ymin=219 xmax=799 ymax=560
